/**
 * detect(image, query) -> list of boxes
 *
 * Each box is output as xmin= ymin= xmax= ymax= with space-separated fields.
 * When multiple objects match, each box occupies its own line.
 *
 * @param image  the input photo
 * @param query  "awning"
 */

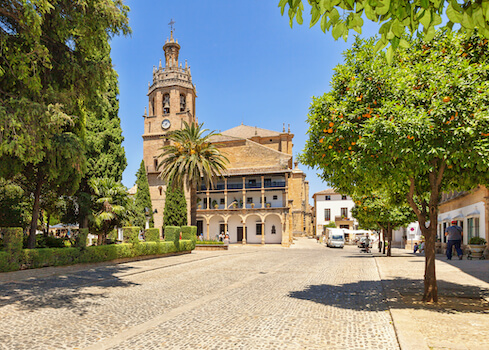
xmin=452 ymin=212 xmax=464 ymax=220
xmin=466 ymin=209 xmax=480 ymax=217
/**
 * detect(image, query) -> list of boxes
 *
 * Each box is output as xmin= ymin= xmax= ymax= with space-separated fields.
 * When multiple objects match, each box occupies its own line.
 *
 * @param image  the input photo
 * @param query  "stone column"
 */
xmin=261 ymin=222 xmax=265 ymax=245
xmin=242 ymin=176 xmax=246 ymax=209
xmin=282 ymin=213 xmax=289 ymax=247
xmin=224 ymin=178 xmax=228 ymax=208
xmin=206 ymin=221 xmax=210 ymax=240
xmin=242 ymin=222 xmax=247 ymax=245
xmin=206 ymin=190 xmax=210 ymax=210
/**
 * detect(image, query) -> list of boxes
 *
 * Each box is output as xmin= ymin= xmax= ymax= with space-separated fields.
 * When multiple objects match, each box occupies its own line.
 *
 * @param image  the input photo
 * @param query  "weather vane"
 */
xmin=168 ymin=18 xmax=175 ymax=32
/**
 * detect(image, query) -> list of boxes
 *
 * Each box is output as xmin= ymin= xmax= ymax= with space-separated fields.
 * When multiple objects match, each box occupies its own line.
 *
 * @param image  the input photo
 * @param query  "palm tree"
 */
xmin=89 ymin=177 xmax=128 ymax=245
xmin=157 ymin=121 xmax=228 ymax=226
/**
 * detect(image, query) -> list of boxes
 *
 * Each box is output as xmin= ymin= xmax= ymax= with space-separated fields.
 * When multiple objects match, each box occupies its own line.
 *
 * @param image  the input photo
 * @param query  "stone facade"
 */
xmin=142 ymin=31 xmax=196 ymax=229
xmin=142 ymin=32 xmax=311 ymax=244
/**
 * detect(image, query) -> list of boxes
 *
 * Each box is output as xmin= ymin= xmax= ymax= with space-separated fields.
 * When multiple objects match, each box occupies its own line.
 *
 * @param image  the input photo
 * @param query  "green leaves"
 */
xmin=279 ymin=0 xmax=489 ymax=50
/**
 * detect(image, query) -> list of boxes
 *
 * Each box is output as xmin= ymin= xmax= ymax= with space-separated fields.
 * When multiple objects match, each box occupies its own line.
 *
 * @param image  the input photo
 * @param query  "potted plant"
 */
xmin=250 ymin=203 xmax=255 ymax=208
xmin=197 ymin=197 xmax=202 ymax=209
xmin=239 ymin=199 xmax=243 ymax=208
xmin=266 ymin=202 xmax=271 ymax=208
xmin=212 ymin=200 xmax=218 ymax=209
xmin=468 ymin=237 xmax=487 ymax=259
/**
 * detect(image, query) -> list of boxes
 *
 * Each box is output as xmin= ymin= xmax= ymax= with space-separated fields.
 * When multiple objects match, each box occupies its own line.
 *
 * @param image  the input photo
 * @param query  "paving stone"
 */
xmin=0 ymin=239 xmax=399 ymax=349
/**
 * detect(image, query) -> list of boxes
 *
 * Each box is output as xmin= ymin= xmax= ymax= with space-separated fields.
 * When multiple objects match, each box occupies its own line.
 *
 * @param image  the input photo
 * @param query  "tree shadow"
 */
xmin=289 ymin=277 xmax=489 ymax=314
xmin=0 ymin=264 xmax=140 ymax=315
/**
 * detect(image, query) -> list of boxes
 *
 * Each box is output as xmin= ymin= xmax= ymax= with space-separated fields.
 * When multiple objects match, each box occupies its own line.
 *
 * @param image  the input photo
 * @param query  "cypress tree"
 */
xmin=163 ymin=183 xmax=187 ymax=229
xmin=134 ymin=160 xmax=154 ymax=228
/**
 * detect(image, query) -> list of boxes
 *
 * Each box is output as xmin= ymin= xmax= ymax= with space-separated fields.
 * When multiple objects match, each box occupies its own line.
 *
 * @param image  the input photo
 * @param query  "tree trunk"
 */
xmin=387 ymin=223 xmax=392 ymax=257
xmin=406 ymin=166 xmax=444 ymax=303
xmin=46 ymin=213 xmax=50 ymax=237
xmin=28 ymin=174 xmax=44 ymax=249
xmin=382 ymin=229 xmax=386 ymax=254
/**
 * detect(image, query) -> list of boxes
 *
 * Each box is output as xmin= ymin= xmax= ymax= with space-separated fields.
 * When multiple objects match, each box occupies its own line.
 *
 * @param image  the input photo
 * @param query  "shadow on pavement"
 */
xmin=289 ymin=278 xmax=489 ymax=314
xmin=0 ymin=265 xmax=140 ymax=315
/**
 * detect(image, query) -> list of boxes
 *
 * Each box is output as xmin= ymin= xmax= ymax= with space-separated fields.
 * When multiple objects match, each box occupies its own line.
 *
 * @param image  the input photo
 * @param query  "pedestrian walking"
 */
xmin=413 ymin=242 xmax=419 ymax=253
xmin=445 ymin=220 xmax=463 ymax=260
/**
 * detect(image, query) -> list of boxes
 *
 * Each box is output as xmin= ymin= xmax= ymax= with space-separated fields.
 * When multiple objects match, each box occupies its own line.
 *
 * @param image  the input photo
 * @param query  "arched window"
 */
xmin=163 ymin=94 xmax=170 ymax=114
xmin=271 ymin=225 xmax=276 ymax=234
xmin=180 ymin=94 xmax=186 ymax=112
xmin=158 ymin=186 xmax=163 ymax=196
xmin=154 ymin=159 xmax=158 ymax=170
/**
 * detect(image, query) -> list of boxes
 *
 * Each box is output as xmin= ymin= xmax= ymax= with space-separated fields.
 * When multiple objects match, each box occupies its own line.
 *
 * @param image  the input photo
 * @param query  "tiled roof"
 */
xmin=221 ymin=124 xmax=282 ymax=139
xmin=208 ymin=134 xmax=244 ymax=142
xmin=313 ymin=188 xmax=338 ymax=196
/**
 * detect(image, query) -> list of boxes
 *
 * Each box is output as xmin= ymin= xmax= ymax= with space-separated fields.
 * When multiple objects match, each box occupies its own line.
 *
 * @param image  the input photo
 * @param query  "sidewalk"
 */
xmin=374 ymin=248 xmax=489 ymax=350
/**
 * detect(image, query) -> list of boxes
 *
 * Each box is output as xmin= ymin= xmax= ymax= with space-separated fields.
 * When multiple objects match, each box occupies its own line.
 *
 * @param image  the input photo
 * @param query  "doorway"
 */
xmin=237 ymin=227 xmax=243 ymax=242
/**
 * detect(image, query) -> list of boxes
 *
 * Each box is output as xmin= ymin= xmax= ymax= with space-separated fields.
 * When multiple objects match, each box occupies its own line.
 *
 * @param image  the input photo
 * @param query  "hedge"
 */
xmin=181 ymin=226 xmax=197 ymax=243
xmin=1 ymin=227 xmax=22 ymax=271
xmin=123 ymin=226 xmax=140 ymax=244
xmin=164 ymin=226 xmax=180 ymax=248
xmin=0 ymin=240 xmax=194 ymax=272
xmin=145 ymin=228 xmax=160 ymax=242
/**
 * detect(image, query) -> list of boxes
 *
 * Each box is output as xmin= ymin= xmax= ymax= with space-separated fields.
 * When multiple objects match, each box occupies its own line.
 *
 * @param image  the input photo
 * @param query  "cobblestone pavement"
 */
xmin=0 ymin=239 xmax=399 ymax=350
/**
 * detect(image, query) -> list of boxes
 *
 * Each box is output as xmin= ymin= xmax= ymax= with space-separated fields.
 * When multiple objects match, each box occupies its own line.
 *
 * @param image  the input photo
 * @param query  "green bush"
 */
xmin=75 ymin=228 xmax=89 ymax=249
xmin=0 ymin=241 xmax=192 ymax=272
xmin=1 ymin=227 xmax=23 ymax=270
xmin=181 ymin=226 xmax=197 ymax=243
xmin=123 ymin=226 xmax=140 ymax=245
xmin=469 ymin=236 xmax=487 ymax=245
xmin=197 ymin=240 xmax=224 ymax=245
xmin=145 ymin=228 xmax=160 ymax=242
xmin=164 ymin=226 xmax=180 ymax=248
xmin=179 ymin=239 xmax=195 ymax=251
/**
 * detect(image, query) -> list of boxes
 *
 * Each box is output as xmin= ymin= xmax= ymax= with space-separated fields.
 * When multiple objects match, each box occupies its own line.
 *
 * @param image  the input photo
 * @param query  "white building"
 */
xmin=313 ymin=189 xmax=358 ymax=242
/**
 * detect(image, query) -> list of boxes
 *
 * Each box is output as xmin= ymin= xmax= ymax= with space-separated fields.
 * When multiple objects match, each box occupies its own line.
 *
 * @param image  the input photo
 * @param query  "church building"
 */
xmin=142 ymin=31 xmax=312 ymax=245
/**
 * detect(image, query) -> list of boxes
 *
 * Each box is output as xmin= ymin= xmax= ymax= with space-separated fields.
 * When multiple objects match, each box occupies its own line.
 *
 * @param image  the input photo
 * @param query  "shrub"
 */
xmin=1 ymin=227 xmax=22 ymax=270
xmin=469 ymin=237 xmax=487 ymax=245
xmin=145 ymin=228 xmax=160 ymax=242
xmin=0 ymin=241 xmax=190 ymax=272
xmin=181 ymin=226 xmax=197 ymax=243
xmin=123 ymin=226 xmax=140 ymax=245
xmin=197 ymin=240 xmax=224 ymax=245
xmin=164 ymin=226 xmax=180 ymax=249
xmin=75 ymin=228 xmax=89 ymax=249
xmin=179 ymin=239 xmax=195 ymax=251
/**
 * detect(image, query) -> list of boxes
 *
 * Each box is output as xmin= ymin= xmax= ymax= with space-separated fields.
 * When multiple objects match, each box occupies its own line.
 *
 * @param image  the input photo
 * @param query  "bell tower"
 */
xmin=142 ymin=29 xmax=197 ymax=230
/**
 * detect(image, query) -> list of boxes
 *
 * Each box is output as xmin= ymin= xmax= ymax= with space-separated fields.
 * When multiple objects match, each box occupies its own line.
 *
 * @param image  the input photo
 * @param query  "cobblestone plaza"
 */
xmin=0 ymin=239 xmax=399 ymax=349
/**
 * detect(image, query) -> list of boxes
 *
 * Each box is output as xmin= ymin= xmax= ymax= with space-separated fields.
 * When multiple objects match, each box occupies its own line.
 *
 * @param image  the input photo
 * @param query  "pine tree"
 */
xmin=134 ymin=160 xmax=153 ymax=228
xmin=163 ymin=183 xmax=187 ymax=229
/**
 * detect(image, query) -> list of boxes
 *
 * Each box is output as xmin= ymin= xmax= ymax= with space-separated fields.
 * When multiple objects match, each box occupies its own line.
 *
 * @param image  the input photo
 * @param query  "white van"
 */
xmin=326 ymin=228 xmax=345 ymax=248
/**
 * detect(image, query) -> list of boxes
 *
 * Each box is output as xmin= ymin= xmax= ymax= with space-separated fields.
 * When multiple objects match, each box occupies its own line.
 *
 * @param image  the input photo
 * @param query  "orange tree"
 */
xmin=299 ymin=31 xmax=489 ymax=302
xmin=351 ymin=192 xmax=416 ymax=256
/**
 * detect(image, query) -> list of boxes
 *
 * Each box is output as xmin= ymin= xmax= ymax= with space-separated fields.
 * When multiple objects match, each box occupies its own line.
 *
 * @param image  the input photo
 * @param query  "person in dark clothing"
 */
xmin=445 ymin=220 xmax=463 ymax=260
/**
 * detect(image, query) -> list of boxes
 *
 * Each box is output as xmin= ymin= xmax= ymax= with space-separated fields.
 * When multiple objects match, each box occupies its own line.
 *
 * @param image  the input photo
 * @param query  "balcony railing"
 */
xmin=199 ymin=181 xmax=286 ymax=191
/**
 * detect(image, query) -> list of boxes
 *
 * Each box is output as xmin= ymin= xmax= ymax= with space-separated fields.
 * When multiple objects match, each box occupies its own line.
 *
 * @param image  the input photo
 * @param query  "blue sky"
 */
xmin=110 ymin=1 xmax=380 ymax=204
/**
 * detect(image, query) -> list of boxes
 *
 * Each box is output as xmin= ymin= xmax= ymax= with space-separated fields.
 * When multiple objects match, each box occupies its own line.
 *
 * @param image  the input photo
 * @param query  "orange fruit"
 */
xmin=319 ymin=138 xmax=324 ymax=143
xmin=327 ymin=129 xmax=333 ymax=133
xmin=328 ymin=145 xmax=333 ymax=149
xmin=443 ymin=96 xmax=451 ymax=103
xmin=351 ymin=142 xmax=356 ymax=146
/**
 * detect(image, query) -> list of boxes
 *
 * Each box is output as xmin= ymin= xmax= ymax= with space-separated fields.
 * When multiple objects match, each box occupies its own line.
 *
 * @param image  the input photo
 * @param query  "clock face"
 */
xmin=161 ymin=119 xmax=171 ymax=130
